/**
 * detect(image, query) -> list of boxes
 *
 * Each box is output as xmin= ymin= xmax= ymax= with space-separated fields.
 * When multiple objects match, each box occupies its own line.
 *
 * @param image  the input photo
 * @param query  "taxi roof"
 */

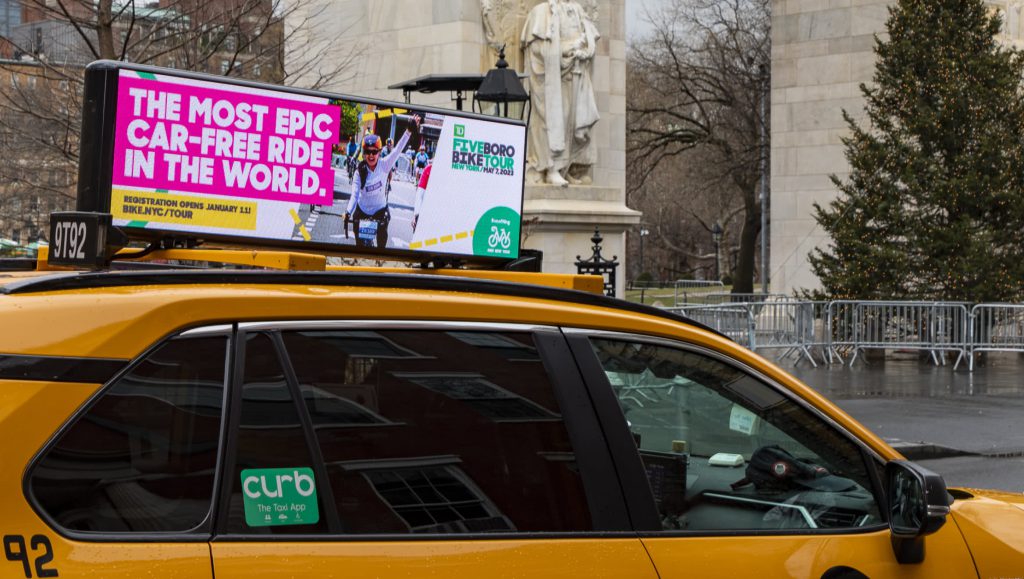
xmin=1 ymin=246 xmax=719 ymax=338
xmin=0 ymin=270 xmax=59 ymax=288
xmin=0 ymin=267 xmax=709 ymax=332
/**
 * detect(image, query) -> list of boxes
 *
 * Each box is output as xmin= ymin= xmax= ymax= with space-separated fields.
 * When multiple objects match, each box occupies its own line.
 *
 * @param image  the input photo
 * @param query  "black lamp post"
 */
xmin=638 ymin=227 xmax=649 ymax=277
xmin=474 ymin=46 xmax=530 ymax=120
xmin=711 ymin=222 xmax=723 ymax=281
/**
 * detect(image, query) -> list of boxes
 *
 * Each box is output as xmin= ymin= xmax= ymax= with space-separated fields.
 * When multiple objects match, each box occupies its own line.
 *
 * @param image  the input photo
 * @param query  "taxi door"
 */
xmin=5 ymin=334 xmax=225 ymax=578
xmin=210 ymin=323 xmax=657 ymax=578
xmin=565 ymin=331 xmax=979 ymax=579
xmin=641 ymin=527 xmax=977 ymax=578
xmin=3 ymin=380 xmax=211 ymax=579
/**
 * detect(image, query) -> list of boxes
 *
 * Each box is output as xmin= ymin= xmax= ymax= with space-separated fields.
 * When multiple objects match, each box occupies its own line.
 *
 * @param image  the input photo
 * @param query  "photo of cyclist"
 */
xmin=346 ymin=114 xmax=421 ymax=248
xmin=345 ymin=136 xmax=360 ymax=183
xmin=415 ymin=146 xmax=429 ymax=179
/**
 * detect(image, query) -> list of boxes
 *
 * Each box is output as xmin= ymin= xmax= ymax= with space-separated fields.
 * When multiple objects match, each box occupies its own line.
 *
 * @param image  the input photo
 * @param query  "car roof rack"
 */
xmin=20 ymin=244 xmax=605 ymax=294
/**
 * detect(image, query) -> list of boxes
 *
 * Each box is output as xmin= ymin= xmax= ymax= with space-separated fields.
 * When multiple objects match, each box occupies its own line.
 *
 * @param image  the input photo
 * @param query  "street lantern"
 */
xmin=638 ymin=227 xmax=650 ymax=277
xmin=711 ymin=222 xmax=723 ymax=281
xmin=474 ymin=46 xmax=530 ymax=120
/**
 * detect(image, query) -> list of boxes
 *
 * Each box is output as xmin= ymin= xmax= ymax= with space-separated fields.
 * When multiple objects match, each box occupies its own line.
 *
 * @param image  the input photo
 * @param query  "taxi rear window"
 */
xmin=29 ymin=336 xmax=228 ymax=533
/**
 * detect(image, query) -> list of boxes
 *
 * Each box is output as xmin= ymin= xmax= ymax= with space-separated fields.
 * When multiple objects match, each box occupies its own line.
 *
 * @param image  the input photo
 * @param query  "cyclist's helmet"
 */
xmin=363 ymin=134 xmax=382 ymax=150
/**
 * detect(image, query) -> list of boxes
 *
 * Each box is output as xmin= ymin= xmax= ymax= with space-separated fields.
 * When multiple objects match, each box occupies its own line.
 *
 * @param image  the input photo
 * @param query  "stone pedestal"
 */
xmin=522 ymin=184 xmax=640 ymax=296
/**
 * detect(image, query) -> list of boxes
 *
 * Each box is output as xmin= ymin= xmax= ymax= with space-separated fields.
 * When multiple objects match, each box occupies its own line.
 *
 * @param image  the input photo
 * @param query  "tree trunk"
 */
xmin=732 ymin=195 xmax=760 ymax=294
xmin=96 ymin=0 xmax=116 ymax=60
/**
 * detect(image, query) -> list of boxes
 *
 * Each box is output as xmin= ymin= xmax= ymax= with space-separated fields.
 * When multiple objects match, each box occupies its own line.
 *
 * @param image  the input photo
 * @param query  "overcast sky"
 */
xmin=626 ymin=0 xmax=668 ymax=40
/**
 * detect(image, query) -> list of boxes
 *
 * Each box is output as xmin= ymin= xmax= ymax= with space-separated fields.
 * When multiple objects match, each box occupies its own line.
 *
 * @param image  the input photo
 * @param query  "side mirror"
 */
xmin=885 ymin=460 xmax=950 ymax=564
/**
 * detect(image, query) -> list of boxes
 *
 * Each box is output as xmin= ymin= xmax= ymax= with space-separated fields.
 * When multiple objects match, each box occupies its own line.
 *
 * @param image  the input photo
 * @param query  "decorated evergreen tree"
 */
xmin=810 ymin=0 xmax=1024 ymax=301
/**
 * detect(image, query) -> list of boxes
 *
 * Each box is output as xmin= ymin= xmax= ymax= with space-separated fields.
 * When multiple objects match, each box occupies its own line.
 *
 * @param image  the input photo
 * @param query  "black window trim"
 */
xmin=210 ymin=320 xmax=634 ymax=541
xmin=23 ymin=324 xmax=235 ymax=543
xmin=269 ymin=330 xmax=344 ymax=533
xmin=561 ymin=327 xmax=890 ymax=537
xmin=0 ymin=354 xmax=128 ymax=383
xmin=215 ymin=329 xmax=339 ymax=536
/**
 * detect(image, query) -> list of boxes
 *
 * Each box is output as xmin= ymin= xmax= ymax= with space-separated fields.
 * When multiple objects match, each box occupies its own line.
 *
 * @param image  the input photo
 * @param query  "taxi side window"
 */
xmin=590 ymin=339 xmax=882 ymax=532
xmin=223 ymin=333 xmax=328 ymax=534
xmin=29 ymin=336 xmax=227 ymax=533
xmin=279 ymin=329 xmax=593 ymax=534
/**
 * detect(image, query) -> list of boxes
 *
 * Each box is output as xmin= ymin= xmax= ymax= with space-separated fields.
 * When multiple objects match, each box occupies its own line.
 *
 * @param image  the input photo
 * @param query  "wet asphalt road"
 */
xmin=786 ymin=354 xmax=1024 ymax=492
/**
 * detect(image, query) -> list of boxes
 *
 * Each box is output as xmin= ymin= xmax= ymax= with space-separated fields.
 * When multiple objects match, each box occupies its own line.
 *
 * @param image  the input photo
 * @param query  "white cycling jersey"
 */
xmin=347 ymin=129 xmax=412 ymax=215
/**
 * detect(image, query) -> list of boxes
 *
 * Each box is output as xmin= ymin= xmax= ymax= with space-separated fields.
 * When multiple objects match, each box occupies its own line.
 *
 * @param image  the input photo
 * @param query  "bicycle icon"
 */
xmin=489 ymin=226 xmax=511 ymax=250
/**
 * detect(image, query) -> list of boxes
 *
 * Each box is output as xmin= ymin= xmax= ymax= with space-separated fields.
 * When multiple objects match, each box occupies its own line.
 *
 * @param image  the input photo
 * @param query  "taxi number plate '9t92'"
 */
xmin=47 ymin=212 xmax=113 ymax=268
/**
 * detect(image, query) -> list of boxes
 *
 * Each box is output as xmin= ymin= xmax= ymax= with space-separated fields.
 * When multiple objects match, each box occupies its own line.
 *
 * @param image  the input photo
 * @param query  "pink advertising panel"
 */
xmin=112 ymin=71 xmax=340 ymax=206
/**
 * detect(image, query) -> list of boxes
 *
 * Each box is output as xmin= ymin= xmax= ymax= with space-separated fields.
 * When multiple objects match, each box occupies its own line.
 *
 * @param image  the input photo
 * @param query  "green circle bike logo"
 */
xmin=473 ymin=206 xmax=520 ymax=258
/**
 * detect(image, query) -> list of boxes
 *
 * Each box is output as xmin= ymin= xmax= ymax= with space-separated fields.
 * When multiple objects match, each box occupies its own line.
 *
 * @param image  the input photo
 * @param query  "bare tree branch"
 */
xmin=626 ymin=0 xmax=770 ymax=290
xmin=0 ymin=0 xmax=364 ymax=245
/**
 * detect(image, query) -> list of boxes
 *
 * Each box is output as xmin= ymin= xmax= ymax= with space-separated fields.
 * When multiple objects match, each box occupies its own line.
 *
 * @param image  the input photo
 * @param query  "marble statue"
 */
xmin=521 ymin=0 xmax=600 ymax=186
xmin=481 ymin=0 xmax=527 ymax=72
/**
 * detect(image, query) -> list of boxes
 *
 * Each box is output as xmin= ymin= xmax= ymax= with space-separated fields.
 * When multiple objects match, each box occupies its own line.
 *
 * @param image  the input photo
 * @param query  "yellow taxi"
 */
xmin=0 ymin=60 xmax=1020 ymax=577
xmin=0 ymin=247 xmax=1022 ymax=578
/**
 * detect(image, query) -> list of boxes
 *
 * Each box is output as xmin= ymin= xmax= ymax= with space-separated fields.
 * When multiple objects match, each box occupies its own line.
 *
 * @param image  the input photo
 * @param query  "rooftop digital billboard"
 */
xmin=76 ymin=62 xmax=527 ymax=263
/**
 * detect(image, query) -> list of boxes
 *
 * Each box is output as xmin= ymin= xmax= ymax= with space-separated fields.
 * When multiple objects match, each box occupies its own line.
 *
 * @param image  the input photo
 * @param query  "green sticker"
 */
xmin=241 ymin=467 xmax=320 ymax=527
xmin=473 ymin=206 xmax=520 ymax=258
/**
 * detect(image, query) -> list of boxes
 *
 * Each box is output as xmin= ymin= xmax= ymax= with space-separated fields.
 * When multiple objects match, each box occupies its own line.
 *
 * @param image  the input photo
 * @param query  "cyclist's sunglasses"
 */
xmin=364 ymin=148 xmax=381 ymax=154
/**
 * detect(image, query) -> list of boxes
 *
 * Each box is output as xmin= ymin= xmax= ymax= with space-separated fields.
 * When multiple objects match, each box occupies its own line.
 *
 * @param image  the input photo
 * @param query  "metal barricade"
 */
xmin=668 ymin=304 xmax=755 ymax=348
xmin=664 ymin=299 xmax=1022 ymax=372
xmin=749 ymin=300 xmax=819 ymax=367
xmin=672 ymin=280 xmax=724 ymax=306
xmin=803 ymin=301 xmax=832 ymax=364
xmin=826 ymin=301 xmax=969 ymax=368
xmin=824 ymin=300 xmax=859 ymax=364
xmin=701 ymin=292 xmax=793 ymax=305
xmin=969 ymin=304 xmax=1024 ymax=371
xmin=669 ymin=301 xmax=819 ymax=366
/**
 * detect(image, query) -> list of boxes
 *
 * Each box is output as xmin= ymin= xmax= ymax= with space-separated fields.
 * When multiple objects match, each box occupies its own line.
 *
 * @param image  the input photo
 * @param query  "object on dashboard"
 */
xmin=708 ymin=453 xmax=745 ymax=467
xmin=731 ymin=445 xmax=857 ymax=493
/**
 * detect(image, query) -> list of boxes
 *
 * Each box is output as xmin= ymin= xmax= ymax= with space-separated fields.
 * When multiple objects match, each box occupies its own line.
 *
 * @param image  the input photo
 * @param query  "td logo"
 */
xmin=454 ymin=124 xmax=466 ymax=138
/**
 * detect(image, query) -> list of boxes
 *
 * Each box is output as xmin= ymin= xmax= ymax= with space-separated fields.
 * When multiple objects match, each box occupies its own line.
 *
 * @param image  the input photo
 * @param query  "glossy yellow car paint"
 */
xmin=0 ymin=267 xmax=1019 ymax=577
xmin=944 ymin=489 xmax=1024 ymax=578
xmin=211 ymin=539 xmax=657 ymax=578
xmin=641 ymin=525 xmax=978 ymax=578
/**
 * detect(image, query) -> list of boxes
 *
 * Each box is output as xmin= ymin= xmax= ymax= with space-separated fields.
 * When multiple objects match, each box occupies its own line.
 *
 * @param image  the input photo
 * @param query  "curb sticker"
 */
xmin=241 ymin=467 xmax=320 ymax=527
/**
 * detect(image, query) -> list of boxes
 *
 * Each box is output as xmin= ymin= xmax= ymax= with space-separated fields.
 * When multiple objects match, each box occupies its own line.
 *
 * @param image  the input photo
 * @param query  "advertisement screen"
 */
xmin=101 ymin=67 xmax=525 ymax=261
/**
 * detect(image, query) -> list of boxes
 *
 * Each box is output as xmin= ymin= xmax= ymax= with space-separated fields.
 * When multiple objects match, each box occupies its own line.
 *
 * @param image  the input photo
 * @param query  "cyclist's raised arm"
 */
xmin=381 ymin=115 xmax=421 ymax=171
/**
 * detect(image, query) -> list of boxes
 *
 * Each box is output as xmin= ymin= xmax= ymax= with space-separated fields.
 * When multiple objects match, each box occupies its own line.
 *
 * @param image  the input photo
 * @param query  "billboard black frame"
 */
xmin=75 ymin=60 xmax=528 ymax=267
